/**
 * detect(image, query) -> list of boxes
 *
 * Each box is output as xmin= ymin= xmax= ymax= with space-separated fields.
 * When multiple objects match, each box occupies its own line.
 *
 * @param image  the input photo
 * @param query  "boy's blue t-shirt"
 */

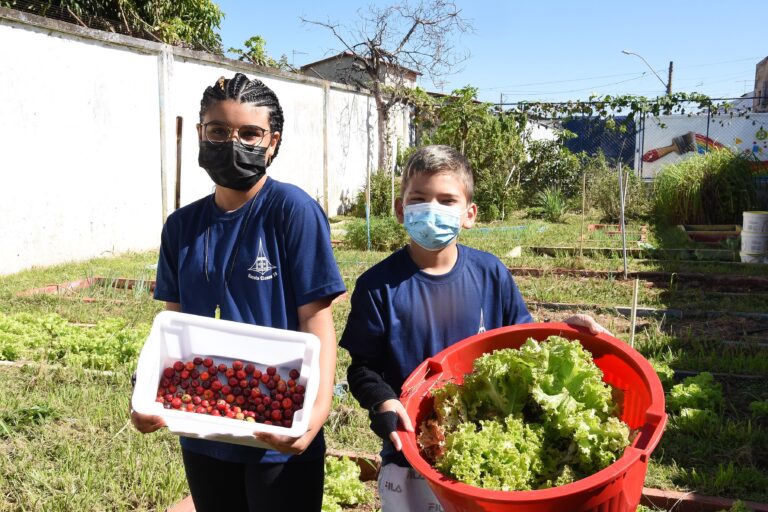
xmin=339 ymin=244 xmax=532 ymax=398
xmin=154 ymin=177 xmax=346 ymax=463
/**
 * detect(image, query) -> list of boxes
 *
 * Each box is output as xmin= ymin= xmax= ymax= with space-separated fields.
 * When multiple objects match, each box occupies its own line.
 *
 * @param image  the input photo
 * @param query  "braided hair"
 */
xmin=199 ymin=72 xmax=284 ymax=161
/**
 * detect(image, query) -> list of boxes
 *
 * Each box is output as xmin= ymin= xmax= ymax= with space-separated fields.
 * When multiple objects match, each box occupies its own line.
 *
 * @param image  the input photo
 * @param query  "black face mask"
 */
xmin=198 ymin=140 xmax=268 ymax=191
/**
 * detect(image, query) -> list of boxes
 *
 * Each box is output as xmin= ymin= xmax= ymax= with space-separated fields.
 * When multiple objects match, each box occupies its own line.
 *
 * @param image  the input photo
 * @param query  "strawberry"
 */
xmin=253 ymin=369 xmax=262 ymax=380
xmin=266 ymin=367 xmax=277 ymax=376
xmin=289 ymin=369 xmax=300 ymax=380
xmin=217 ymin=363 xmax=227 ymax=374
xmin=185 ymin=361 xmax=195 ymax=372
xmin=244 ymin=363 xmax=255 ymax=374
xmin=193 ymin=357 xmax=203 ymax=366
xmin=203 ymin=357 xmax=213 ymax=367
xmin=163 ymin=367 xmax=175 ymax=379
xmin=232 ymin=360 xmax=244 ymax=371
xmin=235 ymin=370 xmax=247 ymax=380
xmin=171 ymin=397 xmax=182 ymax=409
xmin=173 ymin=361 xmax=184 ymax=372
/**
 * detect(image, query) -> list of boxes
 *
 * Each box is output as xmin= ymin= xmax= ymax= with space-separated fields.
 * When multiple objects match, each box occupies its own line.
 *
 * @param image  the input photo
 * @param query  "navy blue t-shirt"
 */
xmin=339 ymin=244 xmax=532 ymax=465
xmin=154 ymin=177 xmax=346 ymax=463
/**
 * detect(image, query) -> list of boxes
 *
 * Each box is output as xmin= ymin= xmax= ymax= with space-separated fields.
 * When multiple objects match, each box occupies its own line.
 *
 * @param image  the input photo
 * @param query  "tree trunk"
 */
xmin=374 ymin=88 xmax=389 ymax=172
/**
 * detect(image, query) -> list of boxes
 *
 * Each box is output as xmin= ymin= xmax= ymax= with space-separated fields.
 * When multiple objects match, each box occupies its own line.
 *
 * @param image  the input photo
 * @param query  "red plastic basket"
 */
xmin=398 ymin=322 xmax=667 ymax=512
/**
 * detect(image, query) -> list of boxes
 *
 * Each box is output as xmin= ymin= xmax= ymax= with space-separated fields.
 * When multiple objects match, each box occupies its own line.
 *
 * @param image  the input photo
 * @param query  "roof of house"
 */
xmin=300 ymin=51 xmax=421 ymax=78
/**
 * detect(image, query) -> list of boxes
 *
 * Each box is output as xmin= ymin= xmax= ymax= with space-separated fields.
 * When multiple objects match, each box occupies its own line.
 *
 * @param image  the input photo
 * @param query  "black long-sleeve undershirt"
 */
xmin=346 ymin=352 xmax=398 ymax=412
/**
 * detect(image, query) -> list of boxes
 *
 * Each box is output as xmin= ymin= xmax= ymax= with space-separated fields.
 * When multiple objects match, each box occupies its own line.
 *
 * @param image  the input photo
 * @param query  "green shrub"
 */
xmin=520 ymin=137 xmax=581 ymax=202
xmin=350 ymin=169 xmax=400 ymax=218
xmin=587 ymin=160 xmax=652 ymax=222
xmin=653 ymin=149 xmax=757 ymax=224
xmin=343 ymin=216 xmax=408 ymax=251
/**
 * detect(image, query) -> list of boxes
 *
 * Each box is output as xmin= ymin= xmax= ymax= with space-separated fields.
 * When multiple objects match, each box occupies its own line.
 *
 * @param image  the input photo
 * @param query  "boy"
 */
xmin=339 ymin=145 xmax=605 ymax=511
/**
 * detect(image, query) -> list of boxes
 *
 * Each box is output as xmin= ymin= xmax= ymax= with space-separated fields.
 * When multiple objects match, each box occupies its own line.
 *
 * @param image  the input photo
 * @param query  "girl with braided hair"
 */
xmin=130 ymin=72 xmax=345 ymax=511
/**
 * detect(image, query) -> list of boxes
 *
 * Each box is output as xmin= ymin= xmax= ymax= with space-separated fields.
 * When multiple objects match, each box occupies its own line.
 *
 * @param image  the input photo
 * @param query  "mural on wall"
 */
xmin=637 ymin=114 xmax=768 ymax=178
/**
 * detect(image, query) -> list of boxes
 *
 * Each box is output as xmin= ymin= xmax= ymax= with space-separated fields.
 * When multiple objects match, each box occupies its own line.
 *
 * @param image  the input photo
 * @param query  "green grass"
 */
xmin=1 ymin=213 xmax=767 ymax=509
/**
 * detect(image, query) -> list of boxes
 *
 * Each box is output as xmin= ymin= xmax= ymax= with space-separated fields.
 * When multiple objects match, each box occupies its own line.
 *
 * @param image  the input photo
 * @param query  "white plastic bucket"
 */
xmin=741 ymin=231 xmax=768 ymax=254
xmin=740 ymin=252 xmax=766 ymax=263
xmin=743 ymin=211 xmax=768 ymax=234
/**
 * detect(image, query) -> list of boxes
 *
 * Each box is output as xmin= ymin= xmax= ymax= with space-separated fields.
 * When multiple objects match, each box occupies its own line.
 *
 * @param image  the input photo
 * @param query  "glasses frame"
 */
xmin=201 ymin=121 xmax=271 ymax=149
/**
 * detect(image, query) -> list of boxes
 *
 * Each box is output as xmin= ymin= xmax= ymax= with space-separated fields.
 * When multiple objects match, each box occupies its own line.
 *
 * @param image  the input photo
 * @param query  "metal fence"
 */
xmin=504 ymin=97 xmax=768 ymax=209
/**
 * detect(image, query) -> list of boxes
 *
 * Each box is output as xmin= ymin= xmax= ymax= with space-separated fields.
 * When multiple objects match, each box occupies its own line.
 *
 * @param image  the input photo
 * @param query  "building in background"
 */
xmin=754 ymin=56 xmax=768 ymax=113
xmin=300 ymin=51 xmax=419 ymax=89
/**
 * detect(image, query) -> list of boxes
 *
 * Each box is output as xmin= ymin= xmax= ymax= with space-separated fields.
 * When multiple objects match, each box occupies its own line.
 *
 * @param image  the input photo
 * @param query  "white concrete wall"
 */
xmin=0 ymin=8 xmax=401 ymax=275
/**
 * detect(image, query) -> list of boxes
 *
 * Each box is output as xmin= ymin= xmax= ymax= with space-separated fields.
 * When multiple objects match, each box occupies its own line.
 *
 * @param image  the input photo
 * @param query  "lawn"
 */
xmin=0 ymin=212 xmax=766 ymax=511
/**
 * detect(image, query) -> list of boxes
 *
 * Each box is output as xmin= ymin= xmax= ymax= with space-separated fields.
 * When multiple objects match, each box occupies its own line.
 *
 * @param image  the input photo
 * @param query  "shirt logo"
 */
xmin=478 ymin=308 xmax=486 ymax=333
xmin=247 ymin=238 xmax=277 ymax=281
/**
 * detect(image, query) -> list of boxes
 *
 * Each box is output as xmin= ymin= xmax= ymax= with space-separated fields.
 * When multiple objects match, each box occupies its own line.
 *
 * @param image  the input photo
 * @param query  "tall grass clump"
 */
xmin=531 ymin=187 xmax=568 ymax=223
xmin=653 ymin=150 xmax=756 ymax=225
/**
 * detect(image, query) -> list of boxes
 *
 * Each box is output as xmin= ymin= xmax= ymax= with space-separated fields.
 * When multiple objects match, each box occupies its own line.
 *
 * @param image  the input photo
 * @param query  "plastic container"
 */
xmin=398 ymin=322 xmax=667 ymax=512
xmin=740 ymin=231 xmax=768 ymax=255
xmin=742 ymin=211 xmax=768 ymax=234
xmin=740 ymin=252 xmax=766 ymax=264
xmin=131 ymin=311 xmax=320 ymax=449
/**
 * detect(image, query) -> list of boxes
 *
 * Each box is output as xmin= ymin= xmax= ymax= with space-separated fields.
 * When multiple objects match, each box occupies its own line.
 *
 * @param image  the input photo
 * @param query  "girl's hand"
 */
xmin=563 ymin=313 xmax=612 ymax=336
xmin=375 ymin=398 xmax=414 ymax=451
xmin=130 ymin=404 xmax=166 ymax=433
xmin=253 ymin=430 xmax=312 ymax=455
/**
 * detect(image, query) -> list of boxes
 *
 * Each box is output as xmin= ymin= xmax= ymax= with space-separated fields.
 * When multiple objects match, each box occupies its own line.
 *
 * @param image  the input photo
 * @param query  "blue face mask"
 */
xmin=403 ymin=203 xmax=464 ymax=251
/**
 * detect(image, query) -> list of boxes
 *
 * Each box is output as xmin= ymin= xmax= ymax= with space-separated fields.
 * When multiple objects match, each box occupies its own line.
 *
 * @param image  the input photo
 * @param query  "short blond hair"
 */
xmin=401 ymin=145 xmax=474 ymax=201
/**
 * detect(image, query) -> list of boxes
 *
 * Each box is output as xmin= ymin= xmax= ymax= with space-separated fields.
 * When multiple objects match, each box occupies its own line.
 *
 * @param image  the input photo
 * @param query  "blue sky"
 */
xmin=215 ymin=0 xmax=764 ymax=104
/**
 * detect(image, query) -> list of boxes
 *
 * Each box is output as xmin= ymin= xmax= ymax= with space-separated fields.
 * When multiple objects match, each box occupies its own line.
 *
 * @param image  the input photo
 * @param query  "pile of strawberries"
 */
xmin=155 ymin=357 xmax=305 ymax=428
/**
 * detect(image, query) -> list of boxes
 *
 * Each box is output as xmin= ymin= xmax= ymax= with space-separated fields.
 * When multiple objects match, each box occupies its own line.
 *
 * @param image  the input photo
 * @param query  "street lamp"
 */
xmin=622 ymin=49 xmax=672 ymax=95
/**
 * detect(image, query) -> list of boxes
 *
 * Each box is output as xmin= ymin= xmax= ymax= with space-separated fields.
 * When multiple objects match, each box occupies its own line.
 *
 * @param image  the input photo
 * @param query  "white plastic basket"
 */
xmin=131 ymin=311 xmax=320 ymax=449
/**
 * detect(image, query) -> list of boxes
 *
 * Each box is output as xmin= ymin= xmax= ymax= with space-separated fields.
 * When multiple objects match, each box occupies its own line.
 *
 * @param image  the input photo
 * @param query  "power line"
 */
xmin=499 ymin=74 xmax=650 ymax=96
xmin=480 ymin=71 xmax=648 ymax=91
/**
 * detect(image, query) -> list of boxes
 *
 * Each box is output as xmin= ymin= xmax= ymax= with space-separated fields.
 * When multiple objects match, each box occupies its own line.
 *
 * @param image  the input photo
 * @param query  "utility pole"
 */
xmin=667 ymin=61 xmax=673 ymax=95
xmin=622 ymin=50 xmax=672 ymax=96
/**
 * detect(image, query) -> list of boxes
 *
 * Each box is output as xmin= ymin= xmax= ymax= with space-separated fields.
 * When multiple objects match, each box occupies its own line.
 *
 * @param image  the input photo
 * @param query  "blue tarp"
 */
xmin=562 ymin=116 xmax=636 ymax=168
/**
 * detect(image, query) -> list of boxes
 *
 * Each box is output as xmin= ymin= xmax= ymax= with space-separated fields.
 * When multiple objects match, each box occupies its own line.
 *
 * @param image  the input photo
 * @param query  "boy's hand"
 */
xmin=374 ymin=399 xmax=414 ymax=451
xmin=563 ymin=313 xmax=612 ymax=336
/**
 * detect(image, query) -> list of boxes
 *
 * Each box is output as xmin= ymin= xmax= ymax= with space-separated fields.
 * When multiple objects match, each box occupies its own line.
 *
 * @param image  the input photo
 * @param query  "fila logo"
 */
xmin=407 ymin=469 xmax=425 ymax=480
xmin=384 ymin=481 xmax=402 ymax=493
xmin=428 ymin=504 xmax=444 ymax=511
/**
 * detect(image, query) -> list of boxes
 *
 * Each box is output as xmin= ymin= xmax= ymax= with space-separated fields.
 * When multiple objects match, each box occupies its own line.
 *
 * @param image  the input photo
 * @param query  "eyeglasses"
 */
xmin=202 ymin=121 xmax=271 ymax=149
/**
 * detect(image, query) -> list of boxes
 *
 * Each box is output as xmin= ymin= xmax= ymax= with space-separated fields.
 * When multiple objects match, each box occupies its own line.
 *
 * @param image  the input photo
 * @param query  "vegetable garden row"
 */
xmin=0 ymin=214 xmax=766 ymax=511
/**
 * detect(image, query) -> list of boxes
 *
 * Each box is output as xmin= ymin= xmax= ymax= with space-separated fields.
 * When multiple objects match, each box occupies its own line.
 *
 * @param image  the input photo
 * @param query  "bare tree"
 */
xmin=303 ymin=1 xmax=471 ymax=172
